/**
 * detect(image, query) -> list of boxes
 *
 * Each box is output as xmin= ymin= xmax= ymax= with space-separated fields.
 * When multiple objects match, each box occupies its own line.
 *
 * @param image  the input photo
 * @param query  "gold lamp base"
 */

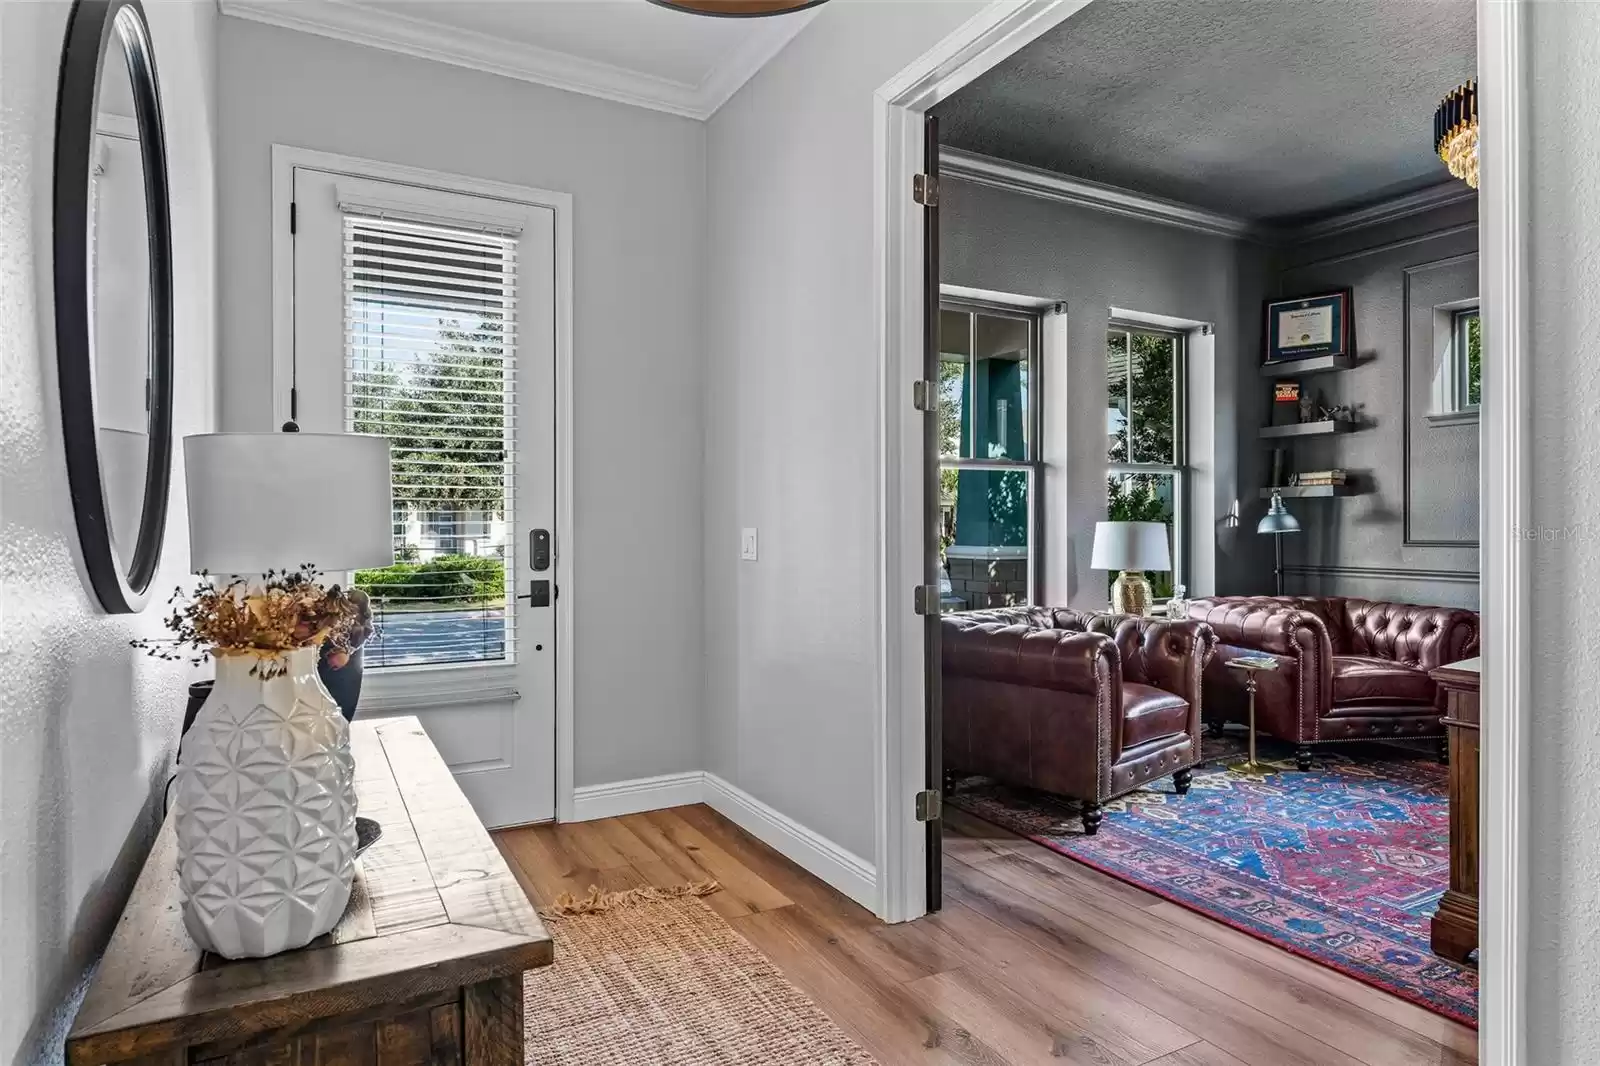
xmin=1111 ymin=570 xmax=1152 ymax=616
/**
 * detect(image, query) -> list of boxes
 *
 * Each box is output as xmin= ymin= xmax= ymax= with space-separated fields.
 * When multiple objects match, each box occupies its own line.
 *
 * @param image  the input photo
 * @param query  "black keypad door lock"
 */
xmin=531 ymin=529 xmax=551 ymax=572
xmin=517 ymin=579 xmax=552 ymax=608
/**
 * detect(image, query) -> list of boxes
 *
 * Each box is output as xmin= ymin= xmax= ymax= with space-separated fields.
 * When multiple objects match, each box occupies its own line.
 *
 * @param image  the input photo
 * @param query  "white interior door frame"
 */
xmin=874 ymin=7 xmax=1529 ymax=1065
xmin=269 ymin=145 xmax=579 ymax=823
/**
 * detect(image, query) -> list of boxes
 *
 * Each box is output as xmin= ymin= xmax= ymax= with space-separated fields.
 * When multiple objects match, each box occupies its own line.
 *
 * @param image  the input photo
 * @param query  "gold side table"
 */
xmin=1226 ymin=657 xmax=1280 ymax=776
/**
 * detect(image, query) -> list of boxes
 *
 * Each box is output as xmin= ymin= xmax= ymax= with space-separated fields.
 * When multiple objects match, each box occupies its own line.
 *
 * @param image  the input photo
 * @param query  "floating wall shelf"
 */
xmin=1259 ymin=420 xmax=1353 ymax=440
xmin=1261 ymin=355 xmax=1356 ymax=377
xmin=1261 ymin=485 xmax=1357 ymax=498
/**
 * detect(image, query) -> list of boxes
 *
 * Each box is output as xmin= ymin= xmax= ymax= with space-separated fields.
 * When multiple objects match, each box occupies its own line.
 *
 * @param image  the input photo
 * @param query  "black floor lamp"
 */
xmin=1258 ymin=489 xmax=1301 ymax=596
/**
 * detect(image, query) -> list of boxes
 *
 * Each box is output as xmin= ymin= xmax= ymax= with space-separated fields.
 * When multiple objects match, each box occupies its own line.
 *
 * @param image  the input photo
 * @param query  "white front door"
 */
xmin=290 ymin=164 xmax=556 ymax=827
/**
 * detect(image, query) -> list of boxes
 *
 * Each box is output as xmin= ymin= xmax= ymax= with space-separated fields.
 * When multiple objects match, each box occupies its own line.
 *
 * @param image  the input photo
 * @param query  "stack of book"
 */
xmin=1294 ymin=469 xmax=1347 ymax=487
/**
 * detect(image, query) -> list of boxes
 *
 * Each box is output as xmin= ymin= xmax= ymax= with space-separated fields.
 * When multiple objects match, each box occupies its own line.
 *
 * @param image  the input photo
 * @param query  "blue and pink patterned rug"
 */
xmin=947 ymin=734 xmax=1478 ymax=1026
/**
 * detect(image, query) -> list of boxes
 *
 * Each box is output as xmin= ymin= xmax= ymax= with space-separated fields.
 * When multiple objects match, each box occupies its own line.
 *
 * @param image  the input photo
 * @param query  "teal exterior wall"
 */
xmin=953 ymin=357 xmax=1028 ymax=549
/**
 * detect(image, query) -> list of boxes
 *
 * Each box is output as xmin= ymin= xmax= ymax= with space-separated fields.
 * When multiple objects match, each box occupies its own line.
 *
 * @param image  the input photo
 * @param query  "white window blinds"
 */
xmin=343 ymin=212 xmax=518 ymax=668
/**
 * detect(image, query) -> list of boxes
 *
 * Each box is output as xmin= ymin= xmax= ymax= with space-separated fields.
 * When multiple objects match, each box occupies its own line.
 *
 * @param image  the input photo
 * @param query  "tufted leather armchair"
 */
xmin=941 ymin=607 xmax=1216 ymax=834
xmin=1185 ymin=596 xmax=1480 ymax=769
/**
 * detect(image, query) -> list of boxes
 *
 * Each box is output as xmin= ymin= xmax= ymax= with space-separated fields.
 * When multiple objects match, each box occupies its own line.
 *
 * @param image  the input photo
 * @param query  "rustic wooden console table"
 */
xmin=1430 ymin=656 xmax=1480 ymax=963
xmin=66 ymin=716 xmax=551 ymax=1066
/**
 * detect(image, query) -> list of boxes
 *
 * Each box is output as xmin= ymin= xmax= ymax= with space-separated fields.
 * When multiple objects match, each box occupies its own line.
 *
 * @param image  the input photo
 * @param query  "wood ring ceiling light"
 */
xmin=647 ymin=0 xmax=829 ymax=16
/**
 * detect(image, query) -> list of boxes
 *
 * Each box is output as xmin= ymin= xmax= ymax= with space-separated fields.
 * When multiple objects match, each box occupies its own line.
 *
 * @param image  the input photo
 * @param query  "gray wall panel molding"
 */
xmin=1283 ymin=564 xmax=1479 ymax=584
xmin=1402 ymin=253 xmax=1481 ymax=547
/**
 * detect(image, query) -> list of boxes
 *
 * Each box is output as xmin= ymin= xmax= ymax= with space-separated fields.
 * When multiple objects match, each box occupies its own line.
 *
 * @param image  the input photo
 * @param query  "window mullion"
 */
xmin=1123 ymin=329 xmax=1134 ymax=464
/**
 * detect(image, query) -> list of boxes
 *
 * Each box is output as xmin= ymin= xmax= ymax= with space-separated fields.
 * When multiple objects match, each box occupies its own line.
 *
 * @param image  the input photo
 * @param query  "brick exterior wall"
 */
xmin=944 ymin=555 xmax=1028 ymax=611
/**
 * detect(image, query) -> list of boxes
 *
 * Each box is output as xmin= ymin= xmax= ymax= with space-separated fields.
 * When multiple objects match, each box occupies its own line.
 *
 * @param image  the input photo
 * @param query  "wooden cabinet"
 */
xmin=1429 ymin=657 xmax=1480 ymax=963
xmin=66 ymin=717 xmax=551 ymax=1066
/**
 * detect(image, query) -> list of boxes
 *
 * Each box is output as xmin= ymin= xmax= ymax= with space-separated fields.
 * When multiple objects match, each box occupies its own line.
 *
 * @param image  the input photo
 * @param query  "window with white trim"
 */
xmin=1106 ymin=323 xmax=1186 ymax=600
xmin=937 ymin=300 xmax=1041 ymax=611
xmin=1456 ymin=308 xmax=1482 ymax=410
xmin=344 ymin=213 xmax=518 ymax=667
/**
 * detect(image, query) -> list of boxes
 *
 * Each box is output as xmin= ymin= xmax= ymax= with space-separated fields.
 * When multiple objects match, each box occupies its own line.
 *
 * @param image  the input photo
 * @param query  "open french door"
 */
xmin=922 ymin=114 xmax=944 ymax=912
xmin=288 ymin=163 xmax=557 ymax=828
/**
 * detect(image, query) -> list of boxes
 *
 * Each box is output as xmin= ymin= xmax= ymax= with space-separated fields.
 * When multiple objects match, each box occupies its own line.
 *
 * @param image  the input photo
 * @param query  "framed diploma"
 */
xmin=1264 ymin=289 xmax=1353 ymax=364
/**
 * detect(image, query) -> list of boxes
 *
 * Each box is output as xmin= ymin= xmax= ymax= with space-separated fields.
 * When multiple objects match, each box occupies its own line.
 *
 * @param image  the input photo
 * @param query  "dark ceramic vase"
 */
xmin=181 ymin=680 xmax=213 ymax=740
xmin=317 ymin=645 xmax=364 ymax=722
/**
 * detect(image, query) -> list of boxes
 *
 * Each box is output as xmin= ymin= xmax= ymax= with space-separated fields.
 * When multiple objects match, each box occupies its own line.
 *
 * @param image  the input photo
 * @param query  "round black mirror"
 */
xmin=53 ymin=0 xmax=175 ymax=613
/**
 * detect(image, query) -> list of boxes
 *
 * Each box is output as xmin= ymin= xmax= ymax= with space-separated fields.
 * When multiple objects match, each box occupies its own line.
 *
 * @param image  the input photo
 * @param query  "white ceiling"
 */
xmin=218 ymin=0 xmax=819 ymax=119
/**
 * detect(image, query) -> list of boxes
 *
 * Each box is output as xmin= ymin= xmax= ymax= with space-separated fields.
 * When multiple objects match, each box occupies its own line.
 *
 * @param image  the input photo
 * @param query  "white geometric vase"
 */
xmin=173 ymin=645 xmax=357 ymax=958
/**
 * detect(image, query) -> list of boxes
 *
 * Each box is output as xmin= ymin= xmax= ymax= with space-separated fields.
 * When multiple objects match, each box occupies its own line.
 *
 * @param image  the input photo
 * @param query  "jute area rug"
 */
xmin=524 ymin=882 xmax=878 ymax=1065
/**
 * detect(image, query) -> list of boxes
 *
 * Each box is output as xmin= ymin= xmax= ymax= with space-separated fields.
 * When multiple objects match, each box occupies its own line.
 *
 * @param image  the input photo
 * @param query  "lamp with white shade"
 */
xmin=1091 ymin=520 xmax=1172 ymax=616
xmin=185 ymin=431 xmax=394 ymax=577
xmin=171 ymin=431 xmax=394 ymax=958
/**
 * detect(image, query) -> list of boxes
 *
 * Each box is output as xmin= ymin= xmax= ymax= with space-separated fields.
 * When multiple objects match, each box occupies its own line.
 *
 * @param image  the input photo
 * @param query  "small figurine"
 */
xmin=1317 ymin=402 xmax=1357 ymax=423
xmin=1298 ymin=390 xmax=1316 ymax=423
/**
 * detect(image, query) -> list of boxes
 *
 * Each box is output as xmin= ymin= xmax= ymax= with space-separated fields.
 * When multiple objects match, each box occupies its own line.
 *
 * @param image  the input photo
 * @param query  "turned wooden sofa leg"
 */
xmin=1296 ymin=745 xmax=1314 ymax=771
xmin=1173 ymin=768 xmax=1193 ymax=795
xmin=1081 ymin=801 xmax=1103 ymax=835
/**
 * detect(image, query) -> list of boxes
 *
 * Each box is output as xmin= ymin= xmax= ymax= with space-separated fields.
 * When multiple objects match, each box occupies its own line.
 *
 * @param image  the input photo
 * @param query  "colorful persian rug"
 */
xmin=946 ymin=734 xmax=1479 ymax=1027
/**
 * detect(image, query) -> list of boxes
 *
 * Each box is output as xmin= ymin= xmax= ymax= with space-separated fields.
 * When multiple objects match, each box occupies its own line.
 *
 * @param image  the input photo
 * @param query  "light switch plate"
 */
xmin=740 ymin=527 xmax=759 ymax=561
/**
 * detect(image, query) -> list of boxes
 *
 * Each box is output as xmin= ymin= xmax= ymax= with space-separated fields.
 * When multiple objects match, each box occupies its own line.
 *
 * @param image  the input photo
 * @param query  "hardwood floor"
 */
xmin=492 ymin=805 xmax=1476 ymax=1066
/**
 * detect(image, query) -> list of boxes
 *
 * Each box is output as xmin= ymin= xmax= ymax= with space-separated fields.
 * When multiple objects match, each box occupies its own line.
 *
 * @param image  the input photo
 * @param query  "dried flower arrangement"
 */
xmin=132 ymin=565 xmax=361 ymax=677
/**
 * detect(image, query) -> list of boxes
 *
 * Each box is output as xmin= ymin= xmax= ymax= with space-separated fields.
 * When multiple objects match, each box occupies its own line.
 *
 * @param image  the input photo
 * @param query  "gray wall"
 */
xmin=703 ymin=0 xmax=989 ymax=862
xmin=216 ymin=18 xmax=707 ymax=788
xmin=0 ymin=3 xmax=219 ymax=1062
xmin=1275 ymin=201 xmax=1480 ymax=609
xmin=939 ymin=178 xmax=1276 ymax=606
xmin=1528 ymin=3 xmax=1600 ymax=1060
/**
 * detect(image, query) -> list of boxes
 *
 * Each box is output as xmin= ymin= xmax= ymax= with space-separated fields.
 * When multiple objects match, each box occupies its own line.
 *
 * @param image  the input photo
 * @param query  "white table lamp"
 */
xmin=1091 ymin=520 xmax=1171 ymax=616
xmin=185 ymin=432 xmax=394 ymax=578
xmin=173 ymin=431 xmax=395 ymax=960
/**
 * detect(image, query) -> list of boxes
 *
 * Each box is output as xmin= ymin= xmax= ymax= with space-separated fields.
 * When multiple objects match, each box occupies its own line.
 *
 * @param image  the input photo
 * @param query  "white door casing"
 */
xmin=283 ymin=155 xmax=565 ymax=828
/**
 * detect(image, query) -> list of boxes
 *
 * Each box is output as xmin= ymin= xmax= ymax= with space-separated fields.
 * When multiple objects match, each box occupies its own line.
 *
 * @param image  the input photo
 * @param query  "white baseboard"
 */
xmin=567 ymin=770 xmax=878 ymax=914
xmin=569 ymin=771 xmax=705 ymax=822
xmin=702 ymin=773 xmax=877 ymax=912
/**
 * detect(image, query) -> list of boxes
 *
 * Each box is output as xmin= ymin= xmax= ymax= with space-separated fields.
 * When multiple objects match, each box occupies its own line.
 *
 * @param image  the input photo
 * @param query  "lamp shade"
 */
xmin=184 ymin=433 xmax=394 ymax=575
xmin=1257 ymin=492 xmax=1302 ymax=535
xmin=1090 ymin=521 xmax=1171 ymax=572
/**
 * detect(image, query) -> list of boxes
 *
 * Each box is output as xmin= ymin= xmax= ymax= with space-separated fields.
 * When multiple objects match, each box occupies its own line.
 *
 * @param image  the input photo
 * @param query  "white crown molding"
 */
xmin=1286 ymin=181 xmax=1477 ymax=243
xmin=941 ymin=146 xmax=1272 ymax=244
xmin=218 ymin=0 xmax=815 ymax=120
xmin=696 ymin=9 xmax=819 ymax=115
xmin=942 ymin=147 xmax=1478 ymax=248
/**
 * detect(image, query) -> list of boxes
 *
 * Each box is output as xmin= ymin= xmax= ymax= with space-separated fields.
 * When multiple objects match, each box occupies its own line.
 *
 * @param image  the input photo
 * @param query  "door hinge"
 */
xmin=912 ymin=379 xmax=936 ymax=412
xmin=912 ymin=584 xmax=939 ymax=616
xmin=913 ymin=173 xmax=940 ymax=207
xmin=289 ymin=201 xmax=297 ymax=235
xmin=915 ymin=789 xmax=942 ymax=822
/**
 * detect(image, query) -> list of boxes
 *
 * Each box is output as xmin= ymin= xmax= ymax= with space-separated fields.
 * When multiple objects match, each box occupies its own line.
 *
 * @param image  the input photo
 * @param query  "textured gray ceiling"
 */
xmin=934 ymin=0 xmax=1476 ymax=224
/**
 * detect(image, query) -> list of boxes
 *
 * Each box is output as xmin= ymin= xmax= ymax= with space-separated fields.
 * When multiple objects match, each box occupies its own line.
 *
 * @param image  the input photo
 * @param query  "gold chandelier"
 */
xmin=1434 ymin=80 xmax=1478 ymax=189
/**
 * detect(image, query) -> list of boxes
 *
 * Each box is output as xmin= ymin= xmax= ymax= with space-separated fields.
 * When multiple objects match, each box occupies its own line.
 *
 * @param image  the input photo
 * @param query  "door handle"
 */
xmin=516 ymin=579 xmax=552 ymax=608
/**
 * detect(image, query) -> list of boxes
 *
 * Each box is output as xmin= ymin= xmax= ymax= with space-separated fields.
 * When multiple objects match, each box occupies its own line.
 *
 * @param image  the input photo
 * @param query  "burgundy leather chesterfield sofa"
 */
xmin=941 ymin=607 xmax=1216 ymax=834
xmin=1185 ymin=596 xmax=1480 ymax=769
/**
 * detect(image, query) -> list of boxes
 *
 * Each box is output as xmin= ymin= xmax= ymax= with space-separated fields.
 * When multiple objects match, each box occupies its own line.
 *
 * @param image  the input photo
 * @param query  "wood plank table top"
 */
xmin=1431 ymin=656 xmax=1481 ymax=690
xmin=66 ymin=717 xmax=551 ymax=1066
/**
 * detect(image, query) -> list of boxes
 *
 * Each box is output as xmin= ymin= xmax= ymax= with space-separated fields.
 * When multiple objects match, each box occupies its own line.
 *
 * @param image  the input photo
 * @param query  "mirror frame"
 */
xmin=53 ymin=0 xmax=175 ymax=614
